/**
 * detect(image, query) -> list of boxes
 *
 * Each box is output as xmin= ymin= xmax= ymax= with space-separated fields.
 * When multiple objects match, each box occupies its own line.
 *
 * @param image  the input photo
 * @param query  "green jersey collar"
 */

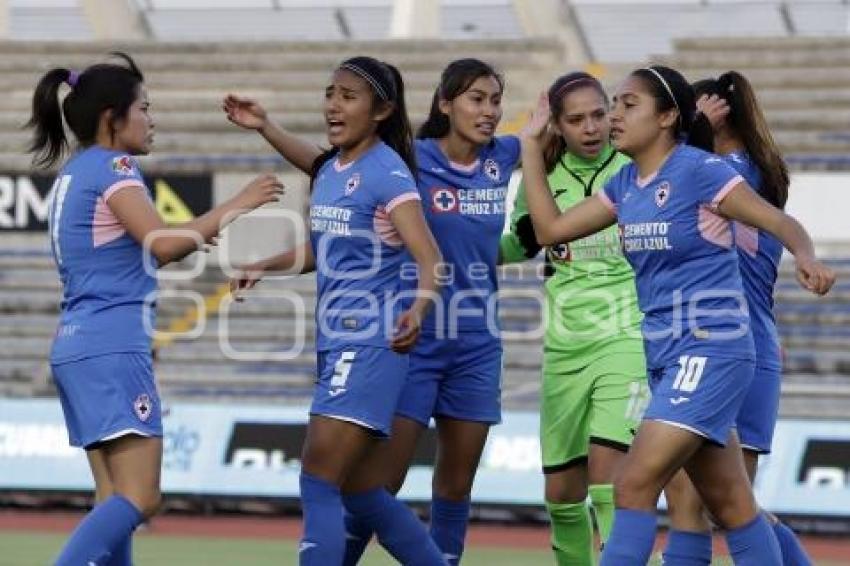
xmin=560 ymin=144 xmax=616 ymax=172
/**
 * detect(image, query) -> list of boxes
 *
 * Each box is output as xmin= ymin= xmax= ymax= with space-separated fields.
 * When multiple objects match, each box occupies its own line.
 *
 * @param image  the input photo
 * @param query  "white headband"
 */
xmin=643 ymin=67 xmax=679 ymax=115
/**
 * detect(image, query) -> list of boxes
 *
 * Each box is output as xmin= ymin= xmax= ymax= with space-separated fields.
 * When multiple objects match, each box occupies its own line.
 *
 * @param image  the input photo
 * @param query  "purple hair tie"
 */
xmin=66 ymin=70 xmax=80 ymax=88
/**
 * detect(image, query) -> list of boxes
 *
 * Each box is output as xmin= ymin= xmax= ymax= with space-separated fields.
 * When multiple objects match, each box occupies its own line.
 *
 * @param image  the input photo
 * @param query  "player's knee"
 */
xmin=123 ymin=489 xmax=161 ymax=519
xmin=544 ymin=479 xmax=587 ymax=504
xmin=613 ymin=466 xmax=663 ymax=510
xmin=666 ymin=490 xmax=705 ymax=521
xmin=664 ymin=475 xmax=703 ymax=518
xmin=699 ymin=481 xmax=757 ymax=529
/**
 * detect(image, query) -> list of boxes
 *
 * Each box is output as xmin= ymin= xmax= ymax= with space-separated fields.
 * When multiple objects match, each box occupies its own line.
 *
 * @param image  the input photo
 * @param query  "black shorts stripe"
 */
xmin=543 ymin=454 xmax=588 ymax=475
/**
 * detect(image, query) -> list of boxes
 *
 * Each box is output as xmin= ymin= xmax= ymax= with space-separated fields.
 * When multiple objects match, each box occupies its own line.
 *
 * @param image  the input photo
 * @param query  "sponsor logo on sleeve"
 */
xmin=111 ymin=155 xmax=135 ymax=176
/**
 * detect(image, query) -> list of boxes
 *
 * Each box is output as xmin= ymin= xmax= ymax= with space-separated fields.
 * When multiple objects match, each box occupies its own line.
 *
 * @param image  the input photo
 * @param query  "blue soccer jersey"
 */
xmin=599 ymin=144 xmax=755 ymax=368
xmin=415 ymin=135 xmax=520 ymax=334
xmin=310 ymin=142 xmax=421 ymax=352
xmin=725 ymin=151 xmax=783 ymax=370
xmin=47 ymin=146 xmax=157 ymax=364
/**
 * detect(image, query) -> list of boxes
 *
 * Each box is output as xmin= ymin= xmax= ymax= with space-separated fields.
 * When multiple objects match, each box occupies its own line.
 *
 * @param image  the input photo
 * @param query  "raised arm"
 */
xmin=109 ymin=174 xmax=283 ymax=266
xmin=388 ymin=200 xmax=443 ymax=353
xmin=718 ymin=182 xmax=835 ymax=295
xmin=223 ymin=94 xmax=323 ymax=174
xmin=520 ymin=93 xmax=616 ymax=246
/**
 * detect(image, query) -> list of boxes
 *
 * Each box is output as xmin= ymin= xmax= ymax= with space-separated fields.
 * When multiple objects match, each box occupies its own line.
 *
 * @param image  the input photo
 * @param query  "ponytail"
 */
xmin=25 ymin=68 xmax=74 ymax=167
xmin=378 ymin=63 xmax=416 ymax=176
xmin=26 ymin=52 xmax=145 ymax=169
xmin=700 ymin=71 xmax=789 ymax=208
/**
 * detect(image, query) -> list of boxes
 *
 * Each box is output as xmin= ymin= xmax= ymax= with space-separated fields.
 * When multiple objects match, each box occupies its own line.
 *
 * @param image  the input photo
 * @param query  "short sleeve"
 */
xmin=98 ymin=154 xmax=147 ymax=202
xmin=374 ymin=164 xmax=421 ymax=213
xmin=497 ymin=135 xmax=521 ymax=166
xmin=695 ymin=155 xmax=744 ymax=209
xmin=599 ymin=166 xmax=628 ymax=217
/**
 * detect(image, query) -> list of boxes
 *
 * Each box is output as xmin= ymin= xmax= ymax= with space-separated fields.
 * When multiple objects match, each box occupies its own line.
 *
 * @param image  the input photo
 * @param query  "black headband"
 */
xmin=338 ymin=58 xmax=396 ymax=102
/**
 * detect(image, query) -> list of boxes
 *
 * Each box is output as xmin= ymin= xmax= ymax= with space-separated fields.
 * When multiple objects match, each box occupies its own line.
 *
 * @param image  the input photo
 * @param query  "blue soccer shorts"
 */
xmin=395 ymin=331 xmax=502 ymax=426
xmin=311 ymin=346 xmax=409 ymax=437
xmin=736 ymin=364 xmax=781 ymax=454
xmin=644 ymin=354 xmax=755 ymax=446
xmin=51 ymin=352 xmax=162 ymax=449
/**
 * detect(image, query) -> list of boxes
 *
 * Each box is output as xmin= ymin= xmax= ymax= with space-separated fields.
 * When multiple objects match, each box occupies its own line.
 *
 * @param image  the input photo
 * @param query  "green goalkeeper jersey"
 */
xmin=500 ymin=145 xmax=644 ymax=371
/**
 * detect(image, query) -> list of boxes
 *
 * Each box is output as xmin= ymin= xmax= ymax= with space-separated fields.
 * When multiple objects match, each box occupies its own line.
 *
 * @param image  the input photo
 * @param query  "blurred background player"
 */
xmin=228 ymin=56 xmax=446 ymax=565
xmin=29 ymin=52 xmax=283 ymax=565
xmin=517 ymin=64 xmax=835 ymax=565
xmin=662 ymin=70 xmax=813 ymax=566
xmin=500 ymin=71 xmax=647 ymax=564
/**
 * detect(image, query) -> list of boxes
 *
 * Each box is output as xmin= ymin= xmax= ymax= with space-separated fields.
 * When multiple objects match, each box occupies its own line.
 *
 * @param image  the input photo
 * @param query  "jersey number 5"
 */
xmin=672 ymin=355 xmax=707 ymax=393
xmin=330 ymin=351 xmax=357 ymax=390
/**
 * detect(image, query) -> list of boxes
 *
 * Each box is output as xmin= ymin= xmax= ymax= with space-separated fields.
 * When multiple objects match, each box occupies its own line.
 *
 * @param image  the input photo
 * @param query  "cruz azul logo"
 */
xmin=431 ymin=187 xmax=458 ymax=213
xmin=344 ymin=173 xmax=361 ymax=196
xmin=655 ymin=181 xmax=671 ymax=207
xmin=483 ymin=158 xmax=500 ymax=182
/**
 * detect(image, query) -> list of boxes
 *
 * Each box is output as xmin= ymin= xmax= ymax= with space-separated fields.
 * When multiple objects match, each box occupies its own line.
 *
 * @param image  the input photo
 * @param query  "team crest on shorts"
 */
xmin=134 ymin=394 xmax=153 ymax=422
xmin=344 ymin=173 xmax=361 ymax=195
xmin=483 ymin=158 xmax=500 ymax=182
xmin=655 ymin=181 xmax=671 ymax=207
xmin=431 ymin=187 xmax=458 ymax=213
xmin=111 ymin=155 xmax=134 ymax=176
xmin=549 ymin=243 xmax=571 ymax=262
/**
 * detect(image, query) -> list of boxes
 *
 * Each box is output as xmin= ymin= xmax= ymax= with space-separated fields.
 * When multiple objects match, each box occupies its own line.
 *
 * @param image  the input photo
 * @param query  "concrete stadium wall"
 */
xmin=786 ymin=173 xmax=850 ymax=246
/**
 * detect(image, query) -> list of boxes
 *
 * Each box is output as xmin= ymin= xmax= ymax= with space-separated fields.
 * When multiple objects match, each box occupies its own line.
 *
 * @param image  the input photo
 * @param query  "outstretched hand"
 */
xmin=223 ymin=94 xmax=269 ymax=131
xmin=233 ymin=173 xmax=284 ymax=210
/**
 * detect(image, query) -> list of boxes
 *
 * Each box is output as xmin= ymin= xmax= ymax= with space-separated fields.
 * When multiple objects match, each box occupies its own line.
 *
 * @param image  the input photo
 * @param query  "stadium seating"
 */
xmin=0 ymin=37 xmax=562 ymax=173
xmin=659 ymin=36 xmax=850 ymax=170
xmin=2 ymin=32 xmax=848 ymax=171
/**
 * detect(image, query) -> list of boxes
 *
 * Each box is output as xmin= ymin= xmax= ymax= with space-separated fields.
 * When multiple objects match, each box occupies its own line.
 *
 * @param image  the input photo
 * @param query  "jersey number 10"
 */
xmin=672 ymin=355 xmax=707 ymax=393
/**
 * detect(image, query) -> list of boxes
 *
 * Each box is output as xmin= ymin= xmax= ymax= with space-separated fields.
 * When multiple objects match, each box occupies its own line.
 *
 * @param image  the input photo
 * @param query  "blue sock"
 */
xmin=430 ymin=496 xmax=470 ymax=565
xmin=773 ymin=520 xmax=813 ymax=566
xmin=299 ymin=472 xmax=345 ymax=565
xmin=599 ymin=509 xmax=657 ymax=566
xmin=342 ymin=509 xmax=373 ymax=566
xmin=105 ymin=535 xmax=132 ymax=566
xmin=54 ymin=495 xmax=143 ymax=566
xmin=663 ymin=529 xmax=712 ymax=565
xmin=343 ymin=488 xmax=444 ymax=566
xmin=726 ymin=513 xmax=782 ymax=565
